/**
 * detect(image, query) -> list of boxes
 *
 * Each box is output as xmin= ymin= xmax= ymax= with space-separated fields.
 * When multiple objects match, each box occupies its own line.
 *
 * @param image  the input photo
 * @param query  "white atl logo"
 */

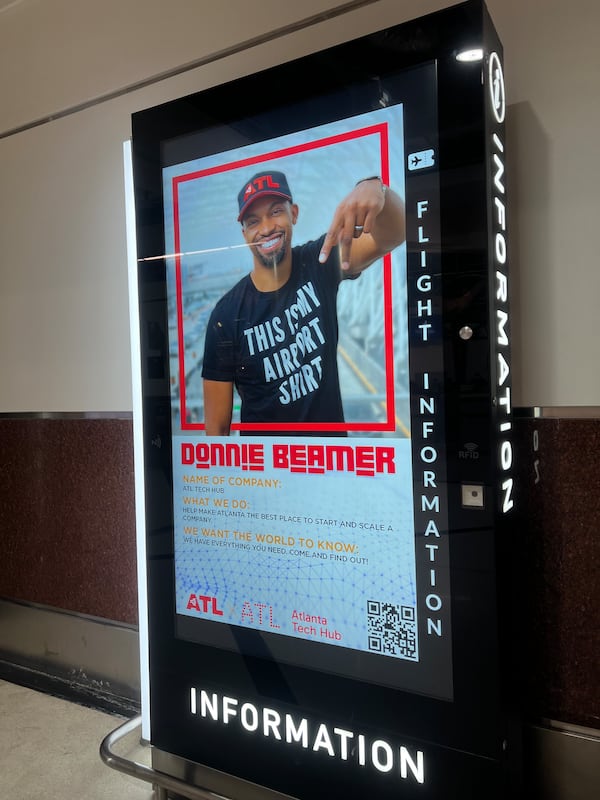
xmin=489 ymin=52 xmax=505 ymax=123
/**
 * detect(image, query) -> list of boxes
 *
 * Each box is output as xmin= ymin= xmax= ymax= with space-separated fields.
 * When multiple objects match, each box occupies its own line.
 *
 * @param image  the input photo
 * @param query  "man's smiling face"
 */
xmin=241 ymin=196 xmax=298 ymax=269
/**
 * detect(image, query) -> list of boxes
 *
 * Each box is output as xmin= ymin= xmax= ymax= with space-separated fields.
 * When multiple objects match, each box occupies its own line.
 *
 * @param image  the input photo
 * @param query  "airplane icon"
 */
xmin=408 ymin=149 xmax=435 ymax=171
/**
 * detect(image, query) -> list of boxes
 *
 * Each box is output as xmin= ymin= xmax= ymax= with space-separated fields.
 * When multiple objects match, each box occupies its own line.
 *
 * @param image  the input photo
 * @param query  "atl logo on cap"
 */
xmin=244 ymin=174 xmax=281 ymax=198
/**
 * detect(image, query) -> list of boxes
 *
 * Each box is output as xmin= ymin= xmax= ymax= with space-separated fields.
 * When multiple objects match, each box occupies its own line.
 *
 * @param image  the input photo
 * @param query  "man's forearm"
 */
xmin=370 ymin=183 xmax=405 ymax=255
xmin=203 ymin=379 xmax=233 ymax=436
xmin=204 ymin=420 xmax=232 ymax=436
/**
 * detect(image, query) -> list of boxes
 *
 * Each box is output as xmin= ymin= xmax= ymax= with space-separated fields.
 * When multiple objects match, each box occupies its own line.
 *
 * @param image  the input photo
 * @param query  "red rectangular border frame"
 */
xmin=173 ymin=123 xmax=396 ymax=433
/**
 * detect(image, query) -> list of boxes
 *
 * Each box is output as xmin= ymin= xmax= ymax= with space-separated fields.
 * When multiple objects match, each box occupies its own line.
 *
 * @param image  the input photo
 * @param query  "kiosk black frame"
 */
xmin=131 ymin=2 xmax=520 ymax=798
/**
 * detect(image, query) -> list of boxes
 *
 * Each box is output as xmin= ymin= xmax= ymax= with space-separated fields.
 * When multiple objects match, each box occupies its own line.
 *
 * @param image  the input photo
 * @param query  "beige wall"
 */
xmin=0 ymin=0 xmax=598 ymax=410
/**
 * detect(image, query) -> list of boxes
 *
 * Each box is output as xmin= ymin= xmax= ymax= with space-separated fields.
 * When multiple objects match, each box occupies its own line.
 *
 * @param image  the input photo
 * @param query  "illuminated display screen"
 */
xmin=159 ymin=63 xmax=452 ymax=699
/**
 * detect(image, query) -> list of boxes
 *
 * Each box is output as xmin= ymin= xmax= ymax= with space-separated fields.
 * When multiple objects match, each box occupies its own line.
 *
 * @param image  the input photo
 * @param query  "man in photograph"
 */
xmin=201 ymin=169 xmax=405 ymax=435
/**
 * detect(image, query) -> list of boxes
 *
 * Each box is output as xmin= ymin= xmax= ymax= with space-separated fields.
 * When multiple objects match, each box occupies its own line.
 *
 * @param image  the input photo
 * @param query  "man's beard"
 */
xmin=254 ymin=234 xmax=287 ymax=268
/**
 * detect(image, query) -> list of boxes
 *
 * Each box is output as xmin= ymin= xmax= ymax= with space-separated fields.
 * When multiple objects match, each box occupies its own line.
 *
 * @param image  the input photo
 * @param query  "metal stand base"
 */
xmin=99 ymin=714 xmax=230 ymax=800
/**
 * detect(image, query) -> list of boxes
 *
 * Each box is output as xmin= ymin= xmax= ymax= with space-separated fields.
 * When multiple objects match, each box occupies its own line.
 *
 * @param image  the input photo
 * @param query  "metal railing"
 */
xmin=99 ymin=714 xmax=230 ymax=800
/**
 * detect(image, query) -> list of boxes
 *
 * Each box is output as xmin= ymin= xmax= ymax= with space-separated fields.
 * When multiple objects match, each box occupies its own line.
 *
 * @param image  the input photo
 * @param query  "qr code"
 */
xmin=367 ymin=601 xmax=417 ymax=660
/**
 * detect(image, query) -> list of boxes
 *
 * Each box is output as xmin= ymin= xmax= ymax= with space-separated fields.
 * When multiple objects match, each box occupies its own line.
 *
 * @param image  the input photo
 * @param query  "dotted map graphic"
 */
xmin=174 ymin=436 xmax=418 ymax=661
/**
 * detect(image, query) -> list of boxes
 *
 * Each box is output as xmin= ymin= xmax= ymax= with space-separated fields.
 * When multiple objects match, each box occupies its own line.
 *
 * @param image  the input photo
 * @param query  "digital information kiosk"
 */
xmin=131 ymin=1 xmax=521 ymax=797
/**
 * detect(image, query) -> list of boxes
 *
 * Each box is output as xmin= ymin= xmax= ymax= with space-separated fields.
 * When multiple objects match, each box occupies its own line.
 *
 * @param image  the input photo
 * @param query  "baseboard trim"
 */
xmin=525 ymin=721 xmax=600 ymax=799
xmin=0 ymin=597 xmax=140 ymax=715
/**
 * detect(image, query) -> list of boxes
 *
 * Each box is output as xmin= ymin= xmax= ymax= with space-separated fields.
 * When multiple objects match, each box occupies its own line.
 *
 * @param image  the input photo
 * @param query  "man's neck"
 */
xmin=250 ymin=258 xmax=292 ymax=292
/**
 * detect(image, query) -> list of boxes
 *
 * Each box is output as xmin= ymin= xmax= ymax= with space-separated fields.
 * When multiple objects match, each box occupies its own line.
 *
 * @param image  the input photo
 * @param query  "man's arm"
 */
xmin=318 ymin=177 xmax=405 ymax=274
xmin=203 ymin=379 xmax=234 ymax=435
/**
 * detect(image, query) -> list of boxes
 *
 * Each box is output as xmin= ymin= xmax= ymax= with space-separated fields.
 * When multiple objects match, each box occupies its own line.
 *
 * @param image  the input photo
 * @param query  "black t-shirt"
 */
xmin=202 ymin=234 xmax=350 ymax=428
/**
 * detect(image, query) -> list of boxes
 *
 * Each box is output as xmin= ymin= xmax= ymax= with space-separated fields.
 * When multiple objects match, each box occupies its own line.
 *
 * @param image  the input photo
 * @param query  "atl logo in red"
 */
xmin=243 ymin=174 xmax=280 ymax=199
xmin=186 ymin=594 xmax=223 ymax=615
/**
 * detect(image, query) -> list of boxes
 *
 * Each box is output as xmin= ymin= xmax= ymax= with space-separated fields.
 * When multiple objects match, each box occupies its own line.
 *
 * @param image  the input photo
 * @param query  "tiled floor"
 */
xmin=0 ymin=679 xmax=155 ymax=799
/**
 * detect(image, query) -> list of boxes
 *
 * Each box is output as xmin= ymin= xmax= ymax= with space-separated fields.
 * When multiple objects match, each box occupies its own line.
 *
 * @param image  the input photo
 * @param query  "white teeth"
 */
xmin=260 ymin=237 xmax=281 ymax=251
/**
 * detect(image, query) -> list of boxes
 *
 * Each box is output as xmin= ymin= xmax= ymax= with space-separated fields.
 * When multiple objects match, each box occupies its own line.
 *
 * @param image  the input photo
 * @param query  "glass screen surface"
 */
xmin=154 ymin=61 xmax=452 ymax=700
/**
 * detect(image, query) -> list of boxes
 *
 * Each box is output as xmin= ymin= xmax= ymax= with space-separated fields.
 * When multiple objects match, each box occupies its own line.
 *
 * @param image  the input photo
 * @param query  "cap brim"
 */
xmin=238 ymin=191 xmax=292 ymax=222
